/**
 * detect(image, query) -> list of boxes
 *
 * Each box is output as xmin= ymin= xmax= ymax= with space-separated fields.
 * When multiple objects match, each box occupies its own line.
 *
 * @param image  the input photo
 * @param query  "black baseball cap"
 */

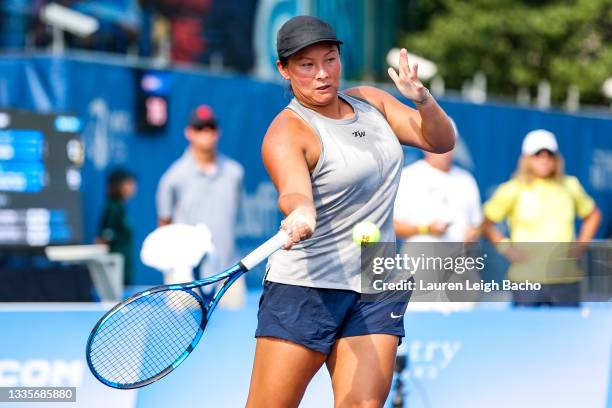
xmin=277 ymin=16 xmax=343 ymax=59
xmin=188 ymin=105 xmax=217 ymax=129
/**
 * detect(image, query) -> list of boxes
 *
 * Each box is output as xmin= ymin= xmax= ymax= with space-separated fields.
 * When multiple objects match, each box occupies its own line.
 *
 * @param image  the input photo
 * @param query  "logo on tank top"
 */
xmin=352 ymin=129 xmax=366 ymax=138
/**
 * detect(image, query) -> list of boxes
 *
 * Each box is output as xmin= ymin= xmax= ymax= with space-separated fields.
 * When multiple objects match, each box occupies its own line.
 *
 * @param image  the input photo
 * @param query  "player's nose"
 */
xmin=315 ymin=65 xmax=330 ymax=80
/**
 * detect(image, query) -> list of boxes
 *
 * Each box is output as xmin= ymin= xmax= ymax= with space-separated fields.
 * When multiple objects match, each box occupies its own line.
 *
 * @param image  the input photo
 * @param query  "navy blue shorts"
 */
xmin=255 ymin=281 xmax=410 ymax=354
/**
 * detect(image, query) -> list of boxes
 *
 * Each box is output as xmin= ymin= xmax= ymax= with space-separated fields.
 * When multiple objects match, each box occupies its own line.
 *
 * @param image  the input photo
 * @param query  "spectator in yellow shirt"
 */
xmin=482 ymin=129 xmax=601 ymax=306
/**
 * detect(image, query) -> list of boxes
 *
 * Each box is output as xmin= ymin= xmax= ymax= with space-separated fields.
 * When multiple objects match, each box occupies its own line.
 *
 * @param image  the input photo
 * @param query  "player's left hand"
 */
xmin=388 ymin=48 xmax=428 ymax=104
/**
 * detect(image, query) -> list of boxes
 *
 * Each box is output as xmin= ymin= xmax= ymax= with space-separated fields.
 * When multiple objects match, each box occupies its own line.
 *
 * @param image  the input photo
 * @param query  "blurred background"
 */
xmin=0 ymin=1 xmax=611 ymax=407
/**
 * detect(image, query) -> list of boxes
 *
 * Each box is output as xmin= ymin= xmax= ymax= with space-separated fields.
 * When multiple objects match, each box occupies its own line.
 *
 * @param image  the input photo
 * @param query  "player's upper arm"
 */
xmin=345 ymin=86 xmax=429 ymax=150
xmin=261 ymin=111 xmax=315 ymax=214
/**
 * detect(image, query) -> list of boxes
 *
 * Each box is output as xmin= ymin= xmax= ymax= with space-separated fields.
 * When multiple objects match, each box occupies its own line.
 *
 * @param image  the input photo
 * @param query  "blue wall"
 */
xmin=1 ymin=54 xmax=611 ymax=284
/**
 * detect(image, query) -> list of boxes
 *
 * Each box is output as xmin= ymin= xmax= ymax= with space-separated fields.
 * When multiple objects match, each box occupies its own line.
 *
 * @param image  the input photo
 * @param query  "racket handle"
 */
xmin=240 ymin=230 xmax=289 ymax=271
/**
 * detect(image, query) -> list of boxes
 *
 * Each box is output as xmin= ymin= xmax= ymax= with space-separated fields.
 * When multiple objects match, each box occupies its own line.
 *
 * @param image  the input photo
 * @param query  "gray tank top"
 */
xmin=265 ymin=93 xmax=403 ymax=292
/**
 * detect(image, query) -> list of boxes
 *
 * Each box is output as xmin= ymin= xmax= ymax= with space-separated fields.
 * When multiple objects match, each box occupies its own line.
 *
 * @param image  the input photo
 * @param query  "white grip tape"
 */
xmin=240 ymin=230 xmax=288 ymax=271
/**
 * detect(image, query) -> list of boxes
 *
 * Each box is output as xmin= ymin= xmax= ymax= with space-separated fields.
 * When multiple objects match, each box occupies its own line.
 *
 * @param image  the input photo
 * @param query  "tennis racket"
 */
xmin=85 ymin=230 xmax=288 ymax=389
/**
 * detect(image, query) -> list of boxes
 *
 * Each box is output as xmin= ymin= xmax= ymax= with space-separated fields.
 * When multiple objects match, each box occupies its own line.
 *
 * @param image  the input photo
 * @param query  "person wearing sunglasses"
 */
xmin=482 ymin=129 xmax=601 ymax=306
xmin=156 ymin=104 xmax=245 ymax=307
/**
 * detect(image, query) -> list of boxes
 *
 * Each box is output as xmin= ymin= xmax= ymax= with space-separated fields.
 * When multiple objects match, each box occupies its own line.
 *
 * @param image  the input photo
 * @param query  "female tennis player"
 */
xmin=247 ymin=16 xmax=455 ymax=407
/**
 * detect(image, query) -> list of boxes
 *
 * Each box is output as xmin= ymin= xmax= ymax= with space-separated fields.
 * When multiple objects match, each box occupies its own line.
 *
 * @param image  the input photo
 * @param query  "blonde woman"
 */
xmin=482 ymin=129 xmax=601 ymax=306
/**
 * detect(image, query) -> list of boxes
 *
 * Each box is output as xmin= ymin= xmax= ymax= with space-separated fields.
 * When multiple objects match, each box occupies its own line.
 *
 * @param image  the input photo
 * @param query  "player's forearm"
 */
xmin=577 ymin=207 xmax=601 ymax=243
xmin=417 ymin=96 xmax=455 ymax=153
xmin=278 ymin=192 xmax=316 ymax=219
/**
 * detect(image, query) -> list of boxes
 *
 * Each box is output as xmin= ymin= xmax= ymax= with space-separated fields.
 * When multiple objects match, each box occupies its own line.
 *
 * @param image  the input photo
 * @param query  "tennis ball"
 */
xmin=352 ymin=221 xmax=381 ymax=245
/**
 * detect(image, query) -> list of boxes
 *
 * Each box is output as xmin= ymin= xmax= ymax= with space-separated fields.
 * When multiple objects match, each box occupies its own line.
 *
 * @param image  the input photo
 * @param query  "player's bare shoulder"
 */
xmin=344 ymin=86 xmax=389 ymax=113
xmin=265 ymin=109 xmax=316 ymax=142
xmin=262 ymin=109 xmax=320 ymax=170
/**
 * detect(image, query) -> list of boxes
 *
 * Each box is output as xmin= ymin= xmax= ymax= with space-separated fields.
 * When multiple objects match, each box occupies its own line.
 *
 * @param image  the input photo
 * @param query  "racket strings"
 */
xmin=90 ymin=291 xmax=202 ymax=384
xmin=88 ymin=289 xmax=204 ymax=386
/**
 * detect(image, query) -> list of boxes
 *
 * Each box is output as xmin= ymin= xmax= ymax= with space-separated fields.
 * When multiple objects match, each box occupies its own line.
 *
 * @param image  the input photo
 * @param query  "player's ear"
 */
xmin=184 ymin=127 xmax=192 ymax=141
xmin=276 ymin=60 xmax=291 ymax=80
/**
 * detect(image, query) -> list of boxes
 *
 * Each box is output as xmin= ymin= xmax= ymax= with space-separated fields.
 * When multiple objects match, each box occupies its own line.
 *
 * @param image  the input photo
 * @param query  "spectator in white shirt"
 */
xmin=394 ymin=143 xmax=482 ymax=243
xmin=394 ymin=142 xmax=483 ymax=307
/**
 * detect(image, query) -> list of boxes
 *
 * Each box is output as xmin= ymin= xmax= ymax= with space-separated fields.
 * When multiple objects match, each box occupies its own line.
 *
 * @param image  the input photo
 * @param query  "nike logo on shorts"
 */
xmin=390 ymin=312 xmax=403 ymax=318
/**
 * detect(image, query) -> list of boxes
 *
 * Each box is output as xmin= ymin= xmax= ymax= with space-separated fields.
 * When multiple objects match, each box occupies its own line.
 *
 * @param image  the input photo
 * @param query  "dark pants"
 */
xmin=512 ymin=282 xmax=581 ymax=307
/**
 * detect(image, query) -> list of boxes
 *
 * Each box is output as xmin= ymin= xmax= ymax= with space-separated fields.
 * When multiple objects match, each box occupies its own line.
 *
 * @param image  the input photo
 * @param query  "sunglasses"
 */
xmin=533 ymin=149 xmax=556 ymax=158
xmin=191 ymin=123 xmax=217 ymax=131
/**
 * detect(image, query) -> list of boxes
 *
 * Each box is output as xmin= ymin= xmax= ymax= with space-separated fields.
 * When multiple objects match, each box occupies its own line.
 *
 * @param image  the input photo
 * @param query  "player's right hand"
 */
xmin=280 ymin=206 xmax=316 ymax=249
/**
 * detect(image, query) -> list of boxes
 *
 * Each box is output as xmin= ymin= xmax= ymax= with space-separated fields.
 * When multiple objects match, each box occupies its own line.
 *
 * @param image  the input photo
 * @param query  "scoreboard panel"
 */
xmin=0 ymin=110 xmax=84 ymax=247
